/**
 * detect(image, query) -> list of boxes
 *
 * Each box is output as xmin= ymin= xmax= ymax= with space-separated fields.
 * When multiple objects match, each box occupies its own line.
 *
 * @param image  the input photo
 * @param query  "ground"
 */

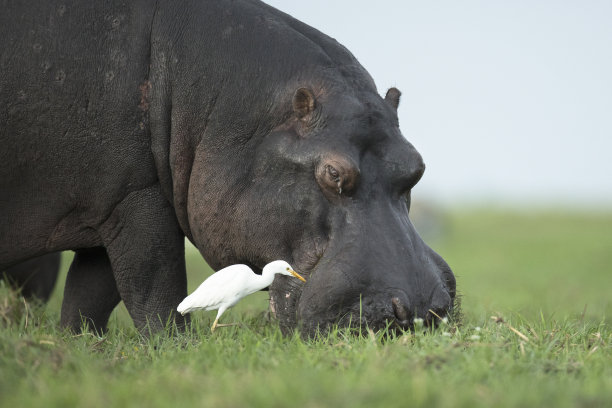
xmin=0 ymin=209 xmax=610 ymax=407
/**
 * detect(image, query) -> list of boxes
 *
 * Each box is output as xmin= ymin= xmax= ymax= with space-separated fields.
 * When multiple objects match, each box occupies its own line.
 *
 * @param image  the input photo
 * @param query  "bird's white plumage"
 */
xmin=176 ymin=260 xmax=305 ymax=331
xmin=179 ymin=265 xmax=252 ymax=312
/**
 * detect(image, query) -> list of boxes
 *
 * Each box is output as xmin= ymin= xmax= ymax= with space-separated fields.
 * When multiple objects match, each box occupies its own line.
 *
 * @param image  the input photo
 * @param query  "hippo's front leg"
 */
xmin=98 ymin=185 xmax=188 ymax=333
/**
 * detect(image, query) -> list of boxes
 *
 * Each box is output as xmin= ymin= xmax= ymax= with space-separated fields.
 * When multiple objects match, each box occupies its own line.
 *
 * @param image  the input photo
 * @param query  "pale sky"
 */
xmin=266 ymin=0 xmax=612 ymax=208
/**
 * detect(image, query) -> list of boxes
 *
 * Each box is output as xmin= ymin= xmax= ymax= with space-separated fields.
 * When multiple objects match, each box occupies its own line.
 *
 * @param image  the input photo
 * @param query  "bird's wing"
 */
xmin=184 ymin=265 xmax=253 ymax=310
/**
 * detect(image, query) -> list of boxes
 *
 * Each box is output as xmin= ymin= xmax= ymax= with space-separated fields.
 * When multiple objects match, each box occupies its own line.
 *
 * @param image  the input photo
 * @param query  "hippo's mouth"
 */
xmin=269 ymin=264 xmax=460 ymax=337
xmin=267 ymin=269 xmax=310 ymax=317
xmin=268 ymin=231 xmax=458 ymax=337
xmin=268 ymin=261 xmax=320 ymax=332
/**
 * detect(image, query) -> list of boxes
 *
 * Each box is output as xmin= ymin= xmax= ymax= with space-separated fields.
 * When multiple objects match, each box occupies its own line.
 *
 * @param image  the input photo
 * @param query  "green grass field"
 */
xmin=1 ymin=210 xmax=610 ymax=407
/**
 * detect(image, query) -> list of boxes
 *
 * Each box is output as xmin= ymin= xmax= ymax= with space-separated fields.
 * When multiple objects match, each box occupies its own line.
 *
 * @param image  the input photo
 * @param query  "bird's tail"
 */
xmin=176 ymin=295 xmax=196 ymax=316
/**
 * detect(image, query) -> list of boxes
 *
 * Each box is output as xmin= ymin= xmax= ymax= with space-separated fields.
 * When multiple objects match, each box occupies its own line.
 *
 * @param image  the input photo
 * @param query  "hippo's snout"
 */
xmin=391 ymin=286 xmax=453 ymax=330
xmin=355 ymin=285 xmax=454 ymax=333
xmin=291 ymin=281 xmax=455 ymax=336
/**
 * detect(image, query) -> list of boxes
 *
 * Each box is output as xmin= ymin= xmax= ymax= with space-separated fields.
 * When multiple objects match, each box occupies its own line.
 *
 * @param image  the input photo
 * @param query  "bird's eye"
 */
xmin=286 ymin=267 xmax=289 ymax=271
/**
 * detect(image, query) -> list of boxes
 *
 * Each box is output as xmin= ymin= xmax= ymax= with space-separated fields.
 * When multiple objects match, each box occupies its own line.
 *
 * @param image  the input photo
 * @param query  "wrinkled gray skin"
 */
xmin=0 ymin=0 xmax=455 ymax=336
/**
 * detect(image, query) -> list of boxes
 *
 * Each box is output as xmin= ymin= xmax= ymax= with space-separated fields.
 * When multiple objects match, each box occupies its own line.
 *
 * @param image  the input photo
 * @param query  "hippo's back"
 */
xmin=0 ymin=0 xmax=156 ymax=265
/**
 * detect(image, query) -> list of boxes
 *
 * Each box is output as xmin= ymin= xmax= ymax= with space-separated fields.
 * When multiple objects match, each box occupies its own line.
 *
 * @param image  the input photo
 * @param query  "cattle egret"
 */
xmin=177 ymin=260 xmax=306 ymax=331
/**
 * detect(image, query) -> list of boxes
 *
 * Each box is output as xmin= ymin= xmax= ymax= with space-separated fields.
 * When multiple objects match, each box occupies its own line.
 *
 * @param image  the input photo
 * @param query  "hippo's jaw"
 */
xmin=270 ymin=287 xmax=457 ymax=338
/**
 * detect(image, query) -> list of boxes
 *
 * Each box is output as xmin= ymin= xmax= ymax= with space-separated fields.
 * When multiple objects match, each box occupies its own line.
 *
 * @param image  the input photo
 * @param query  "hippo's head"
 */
xmin=150 ymin=1 xmax=456 ymax=337
xmin=183 ymin=82 xmax=456 ymax=337
xmin=270 ymin=86 xmax=456 ymax=335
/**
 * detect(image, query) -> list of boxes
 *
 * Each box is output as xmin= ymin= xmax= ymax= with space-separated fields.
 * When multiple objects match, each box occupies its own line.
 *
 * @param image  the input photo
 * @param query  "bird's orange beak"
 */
xmin=289 ymin=269 xmax=306 ymax=282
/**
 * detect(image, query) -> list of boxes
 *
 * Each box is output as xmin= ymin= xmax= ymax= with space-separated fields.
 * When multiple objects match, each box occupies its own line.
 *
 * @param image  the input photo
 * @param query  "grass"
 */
xmin=1 ymin=209 xmax=611 ymax=407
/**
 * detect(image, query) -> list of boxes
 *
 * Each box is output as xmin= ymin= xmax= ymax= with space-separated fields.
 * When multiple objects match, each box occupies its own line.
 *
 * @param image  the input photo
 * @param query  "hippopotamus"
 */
xmin=0 ymin=0 xmax=455 ymax=335
xmin=1 ymin=253 xmax=60 ymax=302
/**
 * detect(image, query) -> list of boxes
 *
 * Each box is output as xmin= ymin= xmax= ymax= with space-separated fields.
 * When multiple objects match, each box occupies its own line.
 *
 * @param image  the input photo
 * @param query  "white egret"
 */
xmin=177 ymin=260 xmax=306 ymax=332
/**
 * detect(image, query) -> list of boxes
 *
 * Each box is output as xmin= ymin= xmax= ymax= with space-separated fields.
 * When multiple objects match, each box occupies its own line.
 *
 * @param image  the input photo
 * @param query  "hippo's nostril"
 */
xmin=424 ymin=288 xmax=453 ymax=327
xmin=424 ymin=308 xmax=447 ymax=328
xmin=430 ymin=288 xmax=452 ymax=314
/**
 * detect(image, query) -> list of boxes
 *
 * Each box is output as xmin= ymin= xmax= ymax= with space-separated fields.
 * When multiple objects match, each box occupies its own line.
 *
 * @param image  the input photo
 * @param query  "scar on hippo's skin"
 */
xmin=392 ymin=297 xmax=409 ymax=321
xmin=269 ymin=297 xmax=277 ymax=318
xmin=138 ymin=80 xmax=151 ymax=111
xmin=55 ymin=70 xmax=66 ymax=83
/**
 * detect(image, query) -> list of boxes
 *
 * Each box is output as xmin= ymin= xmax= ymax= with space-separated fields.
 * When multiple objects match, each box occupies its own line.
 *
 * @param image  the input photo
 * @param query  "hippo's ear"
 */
xmin=293 ymin=87 xmax=316 ymax=119
xmin=384 ymin=87 xmax=401 ymax=111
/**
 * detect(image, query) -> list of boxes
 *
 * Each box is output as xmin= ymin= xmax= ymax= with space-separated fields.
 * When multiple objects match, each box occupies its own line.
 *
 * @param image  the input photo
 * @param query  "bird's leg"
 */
xmin=211 ymin=317 xmax=219 ymax=332
xmin=210 ymin=308 xmax=239 ymax=332
xmin=211 ymin=320 xmax=240 ymax=332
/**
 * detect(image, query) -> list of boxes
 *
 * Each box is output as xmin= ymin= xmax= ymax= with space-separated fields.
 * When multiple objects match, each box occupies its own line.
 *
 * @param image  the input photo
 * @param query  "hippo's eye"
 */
xmin=326 ymin=165 xmax=340 ymax=182
xmin=326 ymin=165 xmax=342 ymax=194
xmin=316 ymin=157 xmax=359 ymax=199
